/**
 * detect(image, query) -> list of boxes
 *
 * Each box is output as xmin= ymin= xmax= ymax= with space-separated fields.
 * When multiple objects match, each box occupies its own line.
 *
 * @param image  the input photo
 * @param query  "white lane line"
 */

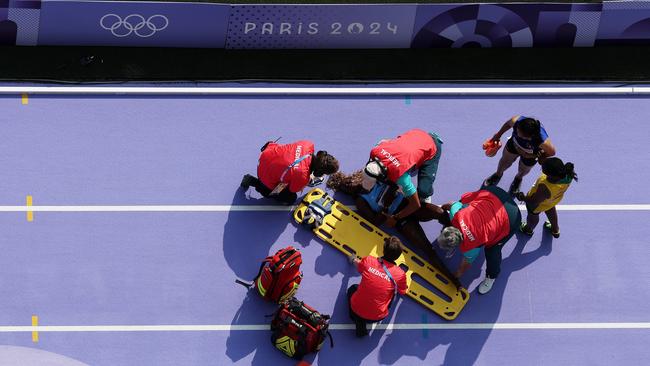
xmin=0 ymin=86 xmax=647 ymax=96
xmin=0 ymin=204 xmax=648 ymax=212
xmin=1 ymin=322 xmax=649 ymax=332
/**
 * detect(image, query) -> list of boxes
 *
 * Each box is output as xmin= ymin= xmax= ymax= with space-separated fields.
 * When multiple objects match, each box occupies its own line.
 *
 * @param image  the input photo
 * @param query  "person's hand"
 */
xmin=348 ymin=254 xmax=359 ymax=265
xmin=441 ymin=201 xmax=453 ymax=211
xmin=384 ymin=214 xmax=397 ymax=228
xmin=452 ymin=276 xmax=463 ymax=289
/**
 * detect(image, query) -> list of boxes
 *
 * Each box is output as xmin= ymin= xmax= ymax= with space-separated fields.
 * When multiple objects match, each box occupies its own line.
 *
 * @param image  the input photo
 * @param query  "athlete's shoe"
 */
xmin=355 ymin=322 xmax=369 ymax=338
xmin=483 ymin=173 xmax=502 ymax=187
xmin=520 ymin=222 xmax=534 ymax=236
xmin=544 ymin=221 xmax=560 ymax=238
xmin=509 ymin=176 xmax=523 ymax=195
xmin=240 ymin=174 xmax=256 ymax=189
xmin=478 ymin=277 xmax=496 ymax=294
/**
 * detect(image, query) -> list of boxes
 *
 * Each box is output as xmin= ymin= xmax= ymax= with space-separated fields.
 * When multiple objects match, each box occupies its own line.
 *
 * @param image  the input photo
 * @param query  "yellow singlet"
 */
xmin=526 ymin=174 xmax=572 ymax=214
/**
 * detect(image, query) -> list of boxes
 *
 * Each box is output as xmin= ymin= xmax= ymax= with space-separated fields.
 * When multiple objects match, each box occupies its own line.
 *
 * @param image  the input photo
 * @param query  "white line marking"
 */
xmin=0 ymin=204 xmax=648 ymax=212
xmin=0 ymin=205 xmax=293 ymax=212
xmin=0 ymin=86 xmax=648 ymax=96
xmin=0 ymin=322 xmax=648 ymax=333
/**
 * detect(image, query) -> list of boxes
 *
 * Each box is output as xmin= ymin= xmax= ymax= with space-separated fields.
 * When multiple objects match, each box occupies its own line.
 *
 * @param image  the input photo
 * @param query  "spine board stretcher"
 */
xmin=294 ymin=188 xmax=469 ymax=321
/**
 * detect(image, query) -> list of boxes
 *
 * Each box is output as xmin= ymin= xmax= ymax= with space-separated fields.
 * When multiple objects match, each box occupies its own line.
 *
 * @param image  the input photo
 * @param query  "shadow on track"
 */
xmin=378 ymin=231 xmax=554 ymax=366
xmin=223 ymin=188 xmax=294 ymax=364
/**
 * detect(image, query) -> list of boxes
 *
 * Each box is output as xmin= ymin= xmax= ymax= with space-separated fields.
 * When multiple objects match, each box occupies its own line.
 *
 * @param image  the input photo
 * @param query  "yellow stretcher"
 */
xmin=293 ymin=188 xmax=469 ymax=321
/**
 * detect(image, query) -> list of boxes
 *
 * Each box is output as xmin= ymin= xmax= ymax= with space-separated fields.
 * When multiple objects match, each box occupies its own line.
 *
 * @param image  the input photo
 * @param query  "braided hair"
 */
xmin=542 ymin=157 xmax=578 ymax=182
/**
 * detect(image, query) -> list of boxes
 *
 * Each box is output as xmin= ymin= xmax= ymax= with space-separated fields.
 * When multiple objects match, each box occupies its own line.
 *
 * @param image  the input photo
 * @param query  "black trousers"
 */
xmin=249 ymin=176 xmax=297 ymax=205
xmin=482 ymin=185 xmax=522 ymax=279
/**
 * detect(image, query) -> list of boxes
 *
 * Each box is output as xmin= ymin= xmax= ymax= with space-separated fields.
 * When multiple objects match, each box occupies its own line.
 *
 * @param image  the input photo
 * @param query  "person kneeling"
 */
xmin=347 ymin=236 xmax=408 ymax=337
xmin=241 ymin=139 xmax=339 ymax=205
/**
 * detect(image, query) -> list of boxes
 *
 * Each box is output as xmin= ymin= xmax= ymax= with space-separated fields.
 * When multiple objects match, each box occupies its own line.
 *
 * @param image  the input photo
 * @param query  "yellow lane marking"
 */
xmin=26 ymin=195 xmax=33 ymax=222
xmin=31 ymin=315 xmax=38 ymax=342
xmin=22 ymin=94 xmax=28 ymax=105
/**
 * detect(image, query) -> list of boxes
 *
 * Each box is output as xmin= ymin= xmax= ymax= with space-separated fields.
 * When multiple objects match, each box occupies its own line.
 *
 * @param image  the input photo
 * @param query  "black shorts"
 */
xmin=505 ymin=138 xmax=537 ymax=167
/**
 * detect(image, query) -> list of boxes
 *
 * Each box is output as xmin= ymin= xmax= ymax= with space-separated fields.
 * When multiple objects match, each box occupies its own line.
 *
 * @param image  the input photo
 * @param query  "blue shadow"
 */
xmin=377 ymin=231 xmax=553 ymax=365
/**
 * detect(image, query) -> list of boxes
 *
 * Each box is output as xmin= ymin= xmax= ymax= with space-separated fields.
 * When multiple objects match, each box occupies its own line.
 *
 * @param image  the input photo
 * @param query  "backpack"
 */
xmin=270 ymin=297 xmax=334 ymax=359
xmin=236 ymin=246 xmax=303 ymax=303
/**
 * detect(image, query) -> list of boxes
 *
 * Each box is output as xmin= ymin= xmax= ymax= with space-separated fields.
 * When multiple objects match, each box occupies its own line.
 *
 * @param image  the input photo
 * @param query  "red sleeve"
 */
xmin=396 ymin=272 xmax=408 ymax=295
xmin=287 ymin=165 xmax=311 ymax=193
xmin=460 ymin=190 xmax=480 ymax=204
xmin=286 ymin=141 xmax=314 ymax=193
xmin=357 ymin=256 xmax=370 ymax=274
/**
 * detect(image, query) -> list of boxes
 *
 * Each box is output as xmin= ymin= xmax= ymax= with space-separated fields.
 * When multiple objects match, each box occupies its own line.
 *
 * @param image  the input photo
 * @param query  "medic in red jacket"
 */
xmin=360 ymin=129 xmax=444 ymax=227
xmin=241 ymin=140 xmax=339 ymax=204
xmin=435 ymin=185 xmax=521 ymax=294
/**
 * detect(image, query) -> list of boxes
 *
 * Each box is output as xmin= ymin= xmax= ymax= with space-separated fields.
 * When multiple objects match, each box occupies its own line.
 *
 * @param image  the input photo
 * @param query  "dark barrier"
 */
xmin=2 ymin=0 xmax=650 ymax=48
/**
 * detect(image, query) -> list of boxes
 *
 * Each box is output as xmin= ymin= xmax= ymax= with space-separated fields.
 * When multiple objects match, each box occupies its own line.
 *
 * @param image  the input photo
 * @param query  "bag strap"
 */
xmin=379 ymin=258 xmax=398 ymax=303
xmin=279 ymin=154 xmax=311 ymax=183
xmin=235 ymin=257 xmax=271 ymax=289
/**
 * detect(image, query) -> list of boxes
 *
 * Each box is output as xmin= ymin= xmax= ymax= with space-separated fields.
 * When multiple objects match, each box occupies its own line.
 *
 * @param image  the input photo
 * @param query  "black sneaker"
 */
xmin=483 ymin=173 xmax=502 ymax=187
xmin=509 ymin=176 xmax=522 ymax=195
xmin=520 ymin=222 xmax=534 ymax=236
xmin=240 ymin=174 xmax=256 ymax=189
xmin=355 ymin=322 xmax=369 ymax=338
xmin=544 ymin=221 xmax=560 ymax=238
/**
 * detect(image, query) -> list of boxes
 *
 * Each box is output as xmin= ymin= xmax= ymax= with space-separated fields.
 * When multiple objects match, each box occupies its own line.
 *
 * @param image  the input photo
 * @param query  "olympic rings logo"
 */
xmin=100 ymin=14 xmax=169 ymax=38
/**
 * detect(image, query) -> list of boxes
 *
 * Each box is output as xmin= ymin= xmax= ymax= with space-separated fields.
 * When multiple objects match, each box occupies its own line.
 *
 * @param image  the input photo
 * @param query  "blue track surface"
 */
xmin=0 ymin=89 xmax=648 ymax=365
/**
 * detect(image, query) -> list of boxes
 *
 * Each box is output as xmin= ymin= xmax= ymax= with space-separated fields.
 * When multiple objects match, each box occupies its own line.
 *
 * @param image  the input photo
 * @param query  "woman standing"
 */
xmin=483 ymin=116 xmax=556 ymax=194
xmin=517 ymin=157 xmax=578 ymax=238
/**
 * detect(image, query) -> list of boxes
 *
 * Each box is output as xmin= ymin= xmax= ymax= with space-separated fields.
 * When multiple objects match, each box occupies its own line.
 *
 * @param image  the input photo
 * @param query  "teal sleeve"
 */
xmin=449 ymin=201 xmax=464 ymax=219
xmin=463 ymin=248 xmax=480 ymax=263
xmin=397 ymin=172 xmax=417 ymax=197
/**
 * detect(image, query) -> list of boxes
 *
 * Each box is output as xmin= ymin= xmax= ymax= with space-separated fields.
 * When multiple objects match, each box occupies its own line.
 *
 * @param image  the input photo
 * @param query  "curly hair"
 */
xmin=326 ymin=170 xmax=364 ymax=195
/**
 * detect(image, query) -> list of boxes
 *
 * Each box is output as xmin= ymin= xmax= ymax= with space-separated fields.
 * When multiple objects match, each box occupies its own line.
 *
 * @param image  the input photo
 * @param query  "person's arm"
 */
xmin=536 ymin=138 xmax=556 ymax=162
xmin=396 ymin=273 xmax=408 ymax=295
xmin=455 ymin=248 xmax=480 ymax=277
xmin=518 ymin=184 xmax=551 ymax=212
xmin=385 ymin=173 xmax=420 ymax=227
xmin=350 ymin=255 xmax=366 ymax=273
xmin=455 ymin=258 xmax=473 ymax=278
xmin=389 ymin=193 xmax=420 ymax=226
xmin=460 ymin=191 xmax=480 ymax=205
xmin=490 ymin=116 xmax=518 ymax=141
xmin=287 ymin=169 xmax=310 ymax=193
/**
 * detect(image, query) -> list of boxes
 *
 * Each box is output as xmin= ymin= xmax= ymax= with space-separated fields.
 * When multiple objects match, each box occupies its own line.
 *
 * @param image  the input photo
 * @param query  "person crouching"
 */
xmin=347 ymin=236 xmax=408 ymax=337
xmin=241 ymin=139 xmax=339 ymax=204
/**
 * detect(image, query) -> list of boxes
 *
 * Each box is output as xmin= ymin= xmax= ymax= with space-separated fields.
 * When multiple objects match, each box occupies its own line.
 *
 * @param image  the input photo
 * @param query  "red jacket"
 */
xmin=257 ymin=140 xmax=314 ymax=193
xmin=453 ymin=190 xmax=511 ymax=252
xmin=369 ymin=129 xmax=436 ymax=182
xmin=350 ymin=256 xmax=408 ymax=321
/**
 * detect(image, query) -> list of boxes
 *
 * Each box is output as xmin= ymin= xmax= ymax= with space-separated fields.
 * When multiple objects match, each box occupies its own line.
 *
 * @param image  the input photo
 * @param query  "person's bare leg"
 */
xmin=545 ymin=206 xmax=559 ymax=234
xmin=496 ymin=148 xmax=519 ymax=176
xmin=409 ymin=203 xmax=445 ymax=222
xmin=398 ymin=220 xmax=461 ymax=288
xmin=526 ymin=211 xmax=540 ymax=230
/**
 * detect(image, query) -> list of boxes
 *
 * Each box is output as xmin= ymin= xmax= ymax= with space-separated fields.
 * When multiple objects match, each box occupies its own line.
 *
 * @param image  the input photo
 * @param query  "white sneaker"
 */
xmin=478 ymin=277 xmax=495 ymax=294
xmin=421 ymin=196 xmax=432 ymax=204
